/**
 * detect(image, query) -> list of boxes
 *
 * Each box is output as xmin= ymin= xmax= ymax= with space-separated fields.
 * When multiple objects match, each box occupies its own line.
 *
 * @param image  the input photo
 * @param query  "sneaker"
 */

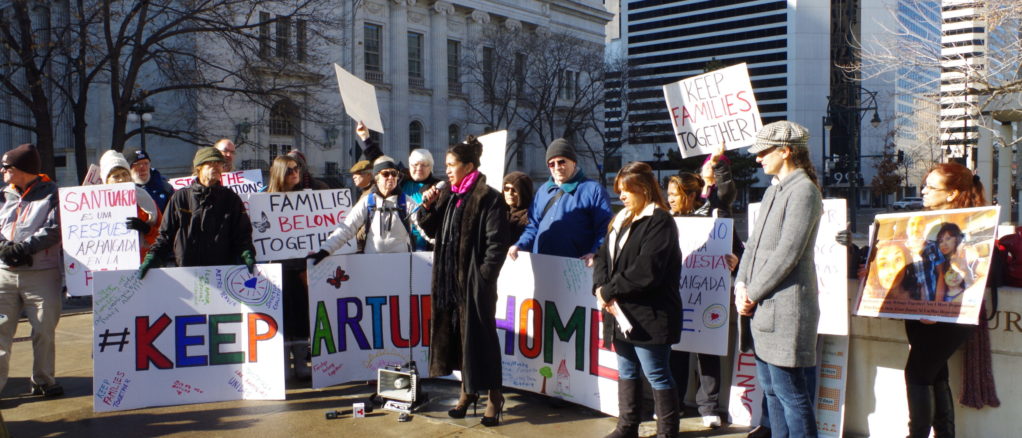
xmin=30 ymin=382 xmax=64 ymax=397
xmin=702 ymin=414 xmax=722 ymax=428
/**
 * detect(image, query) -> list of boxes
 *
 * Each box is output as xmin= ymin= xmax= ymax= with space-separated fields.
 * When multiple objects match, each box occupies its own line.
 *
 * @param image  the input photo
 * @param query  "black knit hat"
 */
xmin=372 ymin=155 xmax=399 ymax=175
xmin=545 ymin=138 xmax=577 ymax=163
xmin=129 ymin=149 xmax=151 ymax=164
xmin=2 ymin=143 xmax=41 ymax=174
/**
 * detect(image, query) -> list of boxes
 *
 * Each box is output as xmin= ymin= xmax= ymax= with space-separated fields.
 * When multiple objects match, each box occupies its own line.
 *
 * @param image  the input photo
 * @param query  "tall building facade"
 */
xmin=938 ymin=0 xmax=986 ymax=164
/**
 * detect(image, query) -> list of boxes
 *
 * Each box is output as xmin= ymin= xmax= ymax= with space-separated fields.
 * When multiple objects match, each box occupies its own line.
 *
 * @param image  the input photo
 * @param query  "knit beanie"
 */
xmin=129 ymin=149 xmax=151 ymax=165
xmin=193 ymin=147 xmax=225 ymax=168
xmin=545 ymin=138 xmax=577 ymax=163
xmin=2 ymin=143 xmax=41 ymax=174
xmin=372 ymin=155 xmax=399 ymax=175
xmin=99 ymin=150 xmax=131 ymax=182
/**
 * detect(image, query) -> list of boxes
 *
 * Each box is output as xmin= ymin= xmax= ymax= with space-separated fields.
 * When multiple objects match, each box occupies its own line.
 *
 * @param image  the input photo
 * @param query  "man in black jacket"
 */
xmin=139 ymin=147 xmax=255 ymax=277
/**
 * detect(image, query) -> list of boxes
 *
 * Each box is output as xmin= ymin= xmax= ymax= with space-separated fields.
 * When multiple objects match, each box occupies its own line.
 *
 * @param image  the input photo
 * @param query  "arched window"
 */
xmin=448 ymin=124 xmax=460 ymax=145
xmin=269 ymin=100 xmax=298 ymax=136
xmin=409 ymin=121 xmax=423 ymax=152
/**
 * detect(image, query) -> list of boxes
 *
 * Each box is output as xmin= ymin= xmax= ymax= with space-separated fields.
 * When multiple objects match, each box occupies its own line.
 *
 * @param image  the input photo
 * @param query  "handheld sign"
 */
xmin=477 ymin=130 xmax=508 ymax=191
xmin=59 ymin=183 xmax=141 ymax=296
xmin=82 ymin=164 xmax=104 ymax=185
xmin=169 ymin=169 xmax=264 ymax=195
xmin=240 ymin=189 xmax=356 ymax=261
xmin=334 ymin=63 xmax=385 ymax=133
xmin=663 ymin=63 xmax=762 ymax=157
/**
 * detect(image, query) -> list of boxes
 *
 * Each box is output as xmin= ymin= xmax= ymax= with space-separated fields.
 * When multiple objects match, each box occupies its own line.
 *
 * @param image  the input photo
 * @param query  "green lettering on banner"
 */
xmin=312 ymin=301 xmax=337 ymax=355
xmin=209 ymin=313 xmax=244 ymax=365
xmin=543 ymin=301 xmax=586 ymax=371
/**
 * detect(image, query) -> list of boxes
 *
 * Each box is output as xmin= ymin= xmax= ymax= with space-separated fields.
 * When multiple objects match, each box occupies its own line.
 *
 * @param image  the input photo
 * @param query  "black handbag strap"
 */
xmin=541 ymin=190 xmax=565 ymax=219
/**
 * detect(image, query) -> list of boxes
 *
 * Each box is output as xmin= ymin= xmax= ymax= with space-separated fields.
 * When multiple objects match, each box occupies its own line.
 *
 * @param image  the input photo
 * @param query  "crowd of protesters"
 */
xmin=0 ymin=118 xmax=1004 ymax=438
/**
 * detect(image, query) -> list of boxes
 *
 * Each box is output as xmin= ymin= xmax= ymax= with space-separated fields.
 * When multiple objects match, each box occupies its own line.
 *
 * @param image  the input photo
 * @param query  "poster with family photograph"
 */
xmin=854 ymin=206 xmax=999 ymax=324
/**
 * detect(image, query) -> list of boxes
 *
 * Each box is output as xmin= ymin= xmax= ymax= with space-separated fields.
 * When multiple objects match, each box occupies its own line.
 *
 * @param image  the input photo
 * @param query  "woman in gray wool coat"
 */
xmin=734 ymin=121 xmax=822 ymax=438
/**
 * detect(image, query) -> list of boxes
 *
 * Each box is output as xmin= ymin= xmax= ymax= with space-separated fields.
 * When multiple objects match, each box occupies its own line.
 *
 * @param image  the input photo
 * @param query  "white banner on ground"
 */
xmin=308 ymin=252 xmax=622 ymax=415
xmin=674 ymin=217 xmax=733 ymax=356
xmin=92 ymin=265 xmax=285 ymax=412
xmin=240 ymin=189 xmax=356 ymax=261
xmin=59 ymin=183 xmax=140 ymax=296
xmin=748 ymin=199 xmax=849 ymax=333
xmin=662 ymin=63 xmax=762 ymax=157
xmin=307 ymin=253 xmax=432 ymax=389
xmin=169 ymin=169 xmax=263 ymax=194
xmin=727 ymin=334 xmax=850 ymax=436
xmin=478 ymin=130 xmax=508 ymax=191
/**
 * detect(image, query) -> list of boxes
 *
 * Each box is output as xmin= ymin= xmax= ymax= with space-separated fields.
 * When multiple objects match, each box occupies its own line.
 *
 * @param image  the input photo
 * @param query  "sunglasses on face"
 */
xmin=379 ymin=171 xmax=400 ymax=178
xmin=285 ymin=166 xmax=300 ymax=175
xmin=1 ymin=164 xmax=12 ymax=171
xmin=547 ymin=159 xmax=568 ymax=168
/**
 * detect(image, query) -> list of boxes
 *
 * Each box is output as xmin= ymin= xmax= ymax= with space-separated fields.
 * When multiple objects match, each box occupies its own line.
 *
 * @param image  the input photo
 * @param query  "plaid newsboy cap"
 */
xmin=748 ymin=120 xmax=809 ymax=154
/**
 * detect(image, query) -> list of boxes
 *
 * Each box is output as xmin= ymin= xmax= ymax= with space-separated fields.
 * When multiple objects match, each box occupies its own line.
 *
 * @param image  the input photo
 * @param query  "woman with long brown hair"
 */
xmin=595 ymin=161 xmax=683 ymax=438
xmin=904 ymin=162 xmax=988 ymax=438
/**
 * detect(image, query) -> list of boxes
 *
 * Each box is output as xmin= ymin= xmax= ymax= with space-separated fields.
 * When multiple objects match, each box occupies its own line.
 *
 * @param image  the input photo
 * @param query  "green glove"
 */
xmin=241 ymin=250 xmax=256 ymax=274
xmin=138 ymin=253 xmax=159 ymax=280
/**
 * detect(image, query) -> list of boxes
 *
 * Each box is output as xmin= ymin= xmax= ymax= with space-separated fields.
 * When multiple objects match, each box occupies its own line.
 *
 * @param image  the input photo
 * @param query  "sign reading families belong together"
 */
xmin=240 ymin=189 xmax=356 ymax=261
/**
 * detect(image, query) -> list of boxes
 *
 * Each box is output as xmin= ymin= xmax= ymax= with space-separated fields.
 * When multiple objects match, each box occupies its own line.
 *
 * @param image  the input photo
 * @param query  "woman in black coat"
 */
xmin=595 ymin=161 xmax=683 ymax=438
xmin=418 ymin=137 xmax=511 ymax=426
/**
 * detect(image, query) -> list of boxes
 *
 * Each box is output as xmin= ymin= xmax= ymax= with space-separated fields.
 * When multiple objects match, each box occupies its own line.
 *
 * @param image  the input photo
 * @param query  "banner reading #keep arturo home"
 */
xmin=92 ymin=265 xmax=285 ymax=412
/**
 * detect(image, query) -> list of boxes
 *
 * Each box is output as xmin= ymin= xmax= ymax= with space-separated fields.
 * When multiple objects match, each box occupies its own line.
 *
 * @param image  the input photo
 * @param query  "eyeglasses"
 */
xmin=547 ymin=159 xmax=568 ymax=168
xmin=0 ymin=164 xmax=12 ymax=171
xmin=285 ymin=166 xmax=300 ymax=175
xmin=379 ymin=170 xmax=400 ymax=178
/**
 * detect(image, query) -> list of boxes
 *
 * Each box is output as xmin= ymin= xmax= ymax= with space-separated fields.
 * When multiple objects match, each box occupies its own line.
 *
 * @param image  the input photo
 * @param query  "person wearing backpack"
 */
xmin=309 ymin=155 xmax=417 ymax=260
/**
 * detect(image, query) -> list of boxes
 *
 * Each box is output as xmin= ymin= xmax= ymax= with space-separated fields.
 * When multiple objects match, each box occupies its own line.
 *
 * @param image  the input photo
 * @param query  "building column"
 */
xmin=976 ymin=115 xmax=994 ymax=204
xmin=388 ymin=0 xmax=414 ymax=157
xmin=997 ymin=120 xmax=1014 ymax=223
xmin=429 ymin=1 xmax=454 ymax=165
xmin=466 ymin=10 xmax=490 ymax=135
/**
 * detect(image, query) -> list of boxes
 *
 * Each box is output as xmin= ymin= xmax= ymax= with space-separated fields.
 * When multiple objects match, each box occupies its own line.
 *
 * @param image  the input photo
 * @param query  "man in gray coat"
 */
xmin=735 ymin=121 xmax=822 ymax=438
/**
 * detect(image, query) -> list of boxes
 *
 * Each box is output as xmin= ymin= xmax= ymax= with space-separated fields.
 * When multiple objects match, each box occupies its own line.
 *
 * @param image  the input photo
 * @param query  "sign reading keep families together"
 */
xmin=663 ymin=63 xmax=763 ymax=157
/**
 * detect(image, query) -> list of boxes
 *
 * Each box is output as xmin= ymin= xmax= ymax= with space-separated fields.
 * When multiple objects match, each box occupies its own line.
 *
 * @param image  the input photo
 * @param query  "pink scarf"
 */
xmin=451 ymin=170 xmax=480 ymax=207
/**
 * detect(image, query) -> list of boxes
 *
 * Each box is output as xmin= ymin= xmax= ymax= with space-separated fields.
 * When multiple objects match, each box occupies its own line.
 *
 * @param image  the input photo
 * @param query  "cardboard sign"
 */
xmin=334 ymin=63 xmax=385 ymax=133
xmin=240 ymin=189 xmax=356 ymax=261
xmin=855 ymin=206 xmax=999 ymax=323
xmin=169 ymin=169 xmax=264 ymax=195
xmin=308 ymin=252 xmax=623 ymax=416
xmin=92 ymin=264 xmax=285 ymax=412
xmin=663 ymin=63 xmax=762 ymax=157
xmin=674 ymin=217 xmax=733 ymax=356
xmin=728 ymin=334 xmax=850 ymax=437
xmin=748 ymin=199 xmax=849 ymax=334
xmin=58 ymin=183 xmax=141 ymax=296
xmin=478 ymin=130 xmax=508 ymax=191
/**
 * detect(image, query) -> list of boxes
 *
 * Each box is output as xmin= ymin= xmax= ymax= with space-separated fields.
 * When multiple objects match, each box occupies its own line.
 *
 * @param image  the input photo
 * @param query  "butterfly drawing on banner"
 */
xmin=326 ymin=266 xmax=350 ymax=289
xmin=253 ymin=212 xmax=271 ymax=233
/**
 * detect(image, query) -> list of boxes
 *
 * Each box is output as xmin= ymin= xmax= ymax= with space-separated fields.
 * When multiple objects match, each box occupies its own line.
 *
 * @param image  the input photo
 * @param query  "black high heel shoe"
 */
xmin=448 ymin=392 xmax=479 ymax=418
xmin=481 ymin=394 xmax=505 ymax=427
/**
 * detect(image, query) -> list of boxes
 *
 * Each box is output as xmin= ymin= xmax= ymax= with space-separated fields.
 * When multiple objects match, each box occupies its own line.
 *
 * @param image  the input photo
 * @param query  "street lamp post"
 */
xmin=128 ymin=98 xmax=155 ymax=153
xmin=822 ymin=113 xmax=831 ymax=196
xmin=825 ymin=87 xmax=882 ymax=233
xmin=652 ymin=145 xmax=665 ymax=186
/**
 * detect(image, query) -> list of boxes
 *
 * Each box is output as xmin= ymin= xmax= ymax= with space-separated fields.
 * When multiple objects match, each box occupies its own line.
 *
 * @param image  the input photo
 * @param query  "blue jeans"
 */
xmin=760 ymin=366 xmax=817 ymax=428
xmin=756 ymin=357 xmax=817 ymax=438
xmin=614 ymin=340 xmax=675 ymax=391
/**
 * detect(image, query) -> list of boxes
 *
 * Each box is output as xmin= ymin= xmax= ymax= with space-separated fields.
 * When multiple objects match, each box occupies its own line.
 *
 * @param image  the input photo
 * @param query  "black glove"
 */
xmin=835 ymin=230 xmax=852 ymax=247
xmin=126 ymin=217 xmax=151 ymax=234
xmin=137 ymin=252 xmax=159 ymax=279
xmin=307 ymin=250 xmax=329 ymax=266
xmin=0 ymin=243 xmax=31 ymax=267
xmin=240 ymin=249 xmax=256 ymax=274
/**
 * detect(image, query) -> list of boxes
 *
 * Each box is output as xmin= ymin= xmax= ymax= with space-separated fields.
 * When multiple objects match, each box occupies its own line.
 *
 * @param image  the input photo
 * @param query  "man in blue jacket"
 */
xmin=129 ymin=149 xmax=174 ymax=212
xmin=508 ymin=138 xmax=612 ymax=265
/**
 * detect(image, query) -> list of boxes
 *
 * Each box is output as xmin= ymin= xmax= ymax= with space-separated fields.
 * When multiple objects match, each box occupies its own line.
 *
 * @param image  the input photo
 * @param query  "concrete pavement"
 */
xmin=1 ymin=305 xmax=752 ymax=438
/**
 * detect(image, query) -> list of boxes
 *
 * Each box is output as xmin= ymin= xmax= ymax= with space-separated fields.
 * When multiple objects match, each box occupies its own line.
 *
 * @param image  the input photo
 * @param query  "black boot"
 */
xmin=932 ymin=381 xmax=955 ymax=438
xmin=605 ymin=379 xmax=640 ymax=438
xmin=906 ymin=384 xmax=934 ymax=438
xmin=653 ymin=388 xmax=680 ymax=438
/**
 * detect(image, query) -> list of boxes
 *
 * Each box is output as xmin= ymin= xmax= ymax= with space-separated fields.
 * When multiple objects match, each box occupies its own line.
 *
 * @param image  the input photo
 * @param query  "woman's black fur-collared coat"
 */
xmin=417 ymin=173 xmax=510 ymax=392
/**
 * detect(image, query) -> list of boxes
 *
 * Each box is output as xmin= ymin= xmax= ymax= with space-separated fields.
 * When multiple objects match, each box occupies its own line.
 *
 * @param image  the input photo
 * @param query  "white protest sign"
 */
xmin=334 ymin=63 xmax=385 ymax=133
xmin=169 ymin=169 xmax=264 ymax=195
xmin=58 ymin=183 xmax=140 ymax=296
xmin=308 ymin=252 xmax=622 ymax=416
xmin=748 ymin=199 xmax=849 ymax=333
xmin=307 ymin=252 xmax=432 ymax=389
xmin=82 ymin=164 xmax=104 ymax=185
xmin=663 ymin=63 xmax=762 ymax=157
xmin=478 ymin=130 xmax=508 ymax=191
xmin=240 ymin=189 xmax=356 ymax=261
xmin=728 ymin=334 xmax=850 ymax=436
xmin=674 ymin=217 xmax=733 ymax=356
xmin=92 ymin=264 xmax=285 ymax=412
